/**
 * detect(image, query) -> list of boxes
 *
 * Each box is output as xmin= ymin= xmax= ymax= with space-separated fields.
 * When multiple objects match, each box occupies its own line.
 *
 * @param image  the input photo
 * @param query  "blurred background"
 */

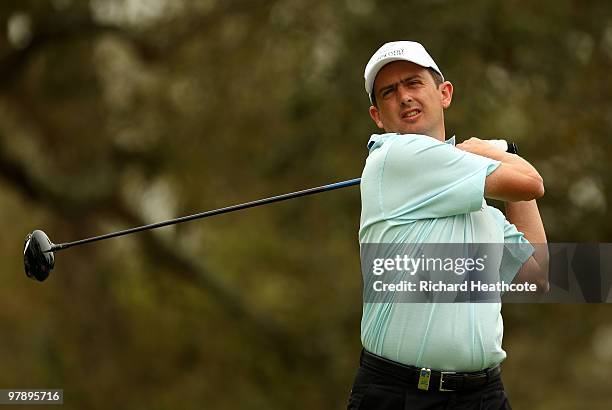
xmin=1 ymin=0 xmax=611 ymax=409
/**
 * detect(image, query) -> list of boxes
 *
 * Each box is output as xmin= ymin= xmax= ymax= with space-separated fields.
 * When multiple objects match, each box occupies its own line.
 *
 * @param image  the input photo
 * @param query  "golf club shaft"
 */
xmin=49 ymin=178 xmax=362 ymax=252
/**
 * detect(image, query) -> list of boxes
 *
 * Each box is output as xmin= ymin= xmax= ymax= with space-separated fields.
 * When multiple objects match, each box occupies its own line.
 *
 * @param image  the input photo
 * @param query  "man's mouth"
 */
xmin=401 ymin=109 xmax=421 ymax=120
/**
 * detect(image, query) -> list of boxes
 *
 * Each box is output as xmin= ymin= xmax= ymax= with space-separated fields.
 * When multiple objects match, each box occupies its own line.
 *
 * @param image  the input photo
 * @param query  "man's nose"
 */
xmin=398 ymin=86 xmax=413 ymax=105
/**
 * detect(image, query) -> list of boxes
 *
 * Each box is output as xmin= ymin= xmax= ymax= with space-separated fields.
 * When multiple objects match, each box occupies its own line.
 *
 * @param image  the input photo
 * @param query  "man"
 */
xmin=348 ymin=41 xmax=548 ymax=409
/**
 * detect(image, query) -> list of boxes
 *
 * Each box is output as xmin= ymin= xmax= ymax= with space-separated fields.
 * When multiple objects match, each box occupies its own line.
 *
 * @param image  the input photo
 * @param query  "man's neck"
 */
xmin=386 ymin=126 xmax=445 ymax=141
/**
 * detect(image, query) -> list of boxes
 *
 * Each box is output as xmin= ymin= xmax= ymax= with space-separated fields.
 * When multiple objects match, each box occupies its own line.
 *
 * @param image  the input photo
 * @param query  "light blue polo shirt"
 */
xmin=359 ymin=133 xmax=534 ymax=371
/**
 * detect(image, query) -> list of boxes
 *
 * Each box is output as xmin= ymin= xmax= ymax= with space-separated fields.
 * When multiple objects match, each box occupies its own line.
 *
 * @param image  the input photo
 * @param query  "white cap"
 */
xmin=364 ymin=41 xmax=444 ymax=104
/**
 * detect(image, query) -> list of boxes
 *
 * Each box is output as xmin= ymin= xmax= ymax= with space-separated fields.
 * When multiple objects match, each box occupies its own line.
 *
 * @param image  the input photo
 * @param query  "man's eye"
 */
xmin=381 ymin=88 xmax=395 ymax=98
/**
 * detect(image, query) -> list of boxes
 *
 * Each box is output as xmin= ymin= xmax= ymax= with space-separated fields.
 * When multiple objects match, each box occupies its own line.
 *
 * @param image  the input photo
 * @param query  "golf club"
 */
xmin=23 ymin=140 xmax=518 ymax=282
xmin=24 ymin=178 xmax=361 ymax=282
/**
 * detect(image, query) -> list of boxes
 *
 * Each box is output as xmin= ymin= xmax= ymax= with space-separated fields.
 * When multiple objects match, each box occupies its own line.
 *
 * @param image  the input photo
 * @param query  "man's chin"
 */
xmin=387 ymin=125 xmax=425 ymax=135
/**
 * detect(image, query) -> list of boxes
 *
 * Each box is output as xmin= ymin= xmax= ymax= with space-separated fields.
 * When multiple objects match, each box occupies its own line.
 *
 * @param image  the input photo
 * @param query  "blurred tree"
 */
xmin=1 ymin=0 xmax=611 ymax=409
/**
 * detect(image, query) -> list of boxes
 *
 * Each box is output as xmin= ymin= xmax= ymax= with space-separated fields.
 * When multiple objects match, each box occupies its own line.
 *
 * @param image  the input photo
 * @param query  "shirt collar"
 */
xmin=367 ymin=133 xmax=456 ymax=152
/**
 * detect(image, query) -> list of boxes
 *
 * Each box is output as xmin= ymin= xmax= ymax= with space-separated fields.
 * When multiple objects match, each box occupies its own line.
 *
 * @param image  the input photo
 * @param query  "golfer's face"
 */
xmin=370 ymin=61 xmax=452 ymax=140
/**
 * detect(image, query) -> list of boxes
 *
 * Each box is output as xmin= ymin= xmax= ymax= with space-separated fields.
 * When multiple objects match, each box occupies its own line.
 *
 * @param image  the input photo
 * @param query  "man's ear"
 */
xmin=440 ymin=81 xmax=453 ymax=109
xmin=369 ymin=105 xmax=385 ymax=129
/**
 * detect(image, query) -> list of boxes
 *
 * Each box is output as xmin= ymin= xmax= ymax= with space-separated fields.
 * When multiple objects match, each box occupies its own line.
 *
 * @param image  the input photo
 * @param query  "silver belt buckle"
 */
xmin=439 ymin=371 xmax=456 ymax=391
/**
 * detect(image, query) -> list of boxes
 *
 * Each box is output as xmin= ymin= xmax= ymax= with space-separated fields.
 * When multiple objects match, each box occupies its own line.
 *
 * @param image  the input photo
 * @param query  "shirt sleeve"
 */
xmin=380 ymin=135 xmax=500 ymax=220
xmin=486 ymin=205 xmax=535 ymax=283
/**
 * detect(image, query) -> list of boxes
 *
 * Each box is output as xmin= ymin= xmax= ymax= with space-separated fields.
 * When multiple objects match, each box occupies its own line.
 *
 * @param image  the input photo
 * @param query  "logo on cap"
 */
xmin=376 ymin=48 xmax=406 ymax=62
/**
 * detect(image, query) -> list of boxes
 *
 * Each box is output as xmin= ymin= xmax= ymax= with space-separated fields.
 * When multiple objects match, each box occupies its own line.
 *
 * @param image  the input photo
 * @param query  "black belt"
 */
xmin=361 ymin=349 xmax=501 ymax=392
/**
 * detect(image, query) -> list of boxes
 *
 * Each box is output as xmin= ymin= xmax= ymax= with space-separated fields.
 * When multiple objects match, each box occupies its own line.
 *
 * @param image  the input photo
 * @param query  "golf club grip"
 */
xmin=51 ymin=178 xmax=362 ymax=252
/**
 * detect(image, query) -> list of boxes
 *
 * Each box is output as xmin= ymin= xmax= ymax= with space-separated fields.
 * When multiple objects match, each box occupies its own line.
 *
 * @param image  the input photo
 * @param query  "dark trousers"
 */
xmin=347 ymin=351 xmax=512 ymax=410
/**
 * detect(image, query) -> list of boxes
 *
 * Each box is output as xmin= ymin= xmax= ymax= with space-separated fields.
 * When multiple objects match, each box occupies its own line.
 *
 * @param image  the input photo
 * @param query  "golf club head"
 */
xmin=24 ymin=230 xmax=55 ymax=282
